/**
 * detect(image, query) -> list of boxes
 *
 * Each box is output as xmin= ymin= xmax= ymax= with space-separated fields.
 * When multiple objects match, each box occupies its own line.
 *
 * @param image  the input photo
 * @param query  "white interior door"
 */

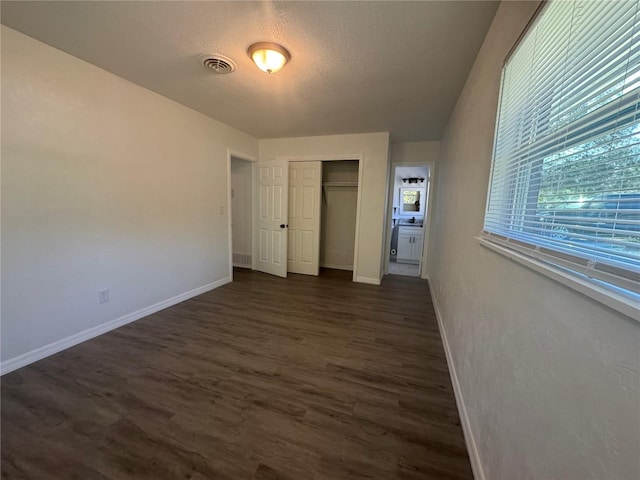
xmin=288 ymin=161 xmax=322 ymax=275
xmin=255 ymin=161 xmax=288 ymax=278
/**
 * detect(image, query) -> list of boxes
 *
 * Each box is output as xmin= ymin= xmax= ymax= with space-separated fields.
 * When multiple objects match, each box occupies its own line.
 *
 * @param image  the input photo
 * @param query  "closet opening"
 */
xmin=320 ymin=160 xmax=359 ymax=272
xmin=286 ymin=159 xmax=359 ymax=276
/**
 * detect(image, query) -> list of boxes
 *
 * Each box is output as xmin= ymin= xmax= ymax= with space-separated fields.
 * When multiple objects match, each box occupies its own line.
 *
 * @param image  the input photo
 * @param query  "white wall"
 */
xmin=1 ymin=26 xmax=258 ymax=368
xmin=231 ymin=157 xmax=252 ymax=266
xmin=427 ymin=4 xmax=640 ymax=480
xmin=259 ymin=133 xmax=390 ymax=284
xmin=390 ymin=141 xmax=440 ymax=166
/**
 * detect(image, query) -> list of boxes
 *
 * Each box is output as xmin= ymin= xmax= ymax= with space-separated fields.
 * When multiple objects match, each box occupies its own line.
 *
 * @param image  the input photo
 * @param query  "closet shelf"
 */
xmin=322 ymin=181 xmax=358 ymax=187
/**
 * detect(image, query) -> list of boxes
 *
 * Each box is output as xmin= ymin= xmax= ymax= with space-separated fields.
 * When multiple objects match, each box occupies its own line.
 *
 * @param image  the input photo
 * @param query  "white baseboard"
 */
xmin=354 ymin=276 xmax=381 ymax=285
xmin=1 ymin=277 xmax=231 ymax=376
xmin=428 ymin=282 xmax=485 ymax=480
xmin=232 ymin=262 xmax=251 ymax=268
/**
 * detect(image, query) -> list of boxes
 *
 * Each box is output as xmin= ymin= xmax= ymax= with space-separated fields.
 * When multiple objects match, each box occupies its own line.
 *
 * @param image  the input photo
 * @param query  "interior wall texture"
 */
xmin=390 ymin=141 xmax=440 ymax=166
xmin=427 ymin=3 xmax=640 ymax=480
xmin=259 ymin=133 xmax=390 ymax=283
xmin=1 ymin=26 xmax=259 ymax=363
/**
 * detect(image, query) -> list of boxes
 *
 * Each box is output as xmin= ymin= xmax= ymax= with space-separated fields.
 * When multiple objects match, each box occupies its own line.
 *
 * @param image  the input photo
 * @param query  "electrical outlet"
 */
xmin=98 ymin=289 xmax=109 ymax=304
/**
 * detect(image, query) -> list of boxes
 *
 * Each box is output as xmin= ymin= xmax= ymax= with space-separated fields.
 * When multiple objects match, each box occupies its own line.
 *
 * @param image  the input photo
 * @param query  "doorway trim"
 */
xmin=227 ymin=149 xmax=258 ymax=281
xmin=277 ymin=153 xmax=364 ymax=282
xmin=384 ymin=161 xmax=436 ymax=279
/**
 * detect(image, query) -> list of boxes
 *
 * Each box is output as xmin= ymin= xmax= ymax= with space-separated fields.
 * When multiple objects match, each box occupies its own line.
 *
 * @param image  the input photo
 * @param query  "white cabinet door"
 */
xmin=397 ymin=227 xmax=423 ymax=264
xmin=410 ymin=232 xmax=424 ymax=262
xmin=397 ymin=233 xmax=414 ymax=263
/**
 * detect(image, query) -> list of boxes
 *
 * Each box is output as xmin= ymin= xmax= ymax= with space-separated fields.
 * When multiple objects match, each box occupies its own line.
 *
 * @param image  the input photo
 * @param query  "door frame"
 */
xmin=279 ymin=154 xmax=364 ymax=282
xmin=227 ymin=149 xmax=258 ymax=281
xmin=384 ymin=161 xmax=436 ymax=279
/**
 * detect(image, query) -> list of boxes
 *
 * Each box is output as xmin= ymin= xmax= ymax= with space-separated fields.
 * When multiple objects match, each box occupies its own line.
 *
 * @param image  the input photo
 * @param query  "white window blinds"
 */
xmin=484 ymin=0 xmax=640 ymax=295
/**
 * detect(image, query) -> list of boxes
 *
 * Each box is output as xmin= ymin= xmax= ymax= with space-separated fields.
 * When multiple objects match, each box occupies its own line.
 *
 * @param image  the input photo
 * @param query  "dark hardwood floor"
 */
xmin=1 ymin=268 xmax=472 ymax=480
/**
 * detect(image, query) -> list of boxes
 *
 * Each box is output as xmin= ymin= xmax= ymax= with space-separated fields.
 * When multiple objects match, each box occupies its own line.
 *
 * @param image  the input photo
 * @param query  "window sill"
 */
xmin=476 ymin=235 xmax=639 ymax=321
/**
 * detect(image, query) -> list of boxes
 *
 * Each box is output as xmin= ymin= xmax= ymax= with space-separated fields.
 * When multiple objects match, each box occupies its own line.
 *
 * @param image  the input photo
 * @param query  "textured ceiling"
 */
xmin=0 ymin=1 xmax=499 ymax=142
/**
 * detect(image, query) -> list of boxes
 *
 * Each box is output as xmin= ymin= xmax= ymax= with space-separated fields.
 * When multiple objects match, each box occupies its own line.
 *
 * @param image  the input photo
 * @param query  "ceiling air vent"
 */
xmin=199 ymin=54 xmax=236 ymax=74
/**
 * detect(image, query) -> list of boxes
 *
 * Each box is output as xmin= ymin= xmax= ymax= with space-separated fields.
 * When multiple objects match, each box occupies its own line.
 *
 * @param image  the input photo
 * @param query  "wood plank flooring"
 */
xmin=1 ymin=268 xmax=472 ymax=480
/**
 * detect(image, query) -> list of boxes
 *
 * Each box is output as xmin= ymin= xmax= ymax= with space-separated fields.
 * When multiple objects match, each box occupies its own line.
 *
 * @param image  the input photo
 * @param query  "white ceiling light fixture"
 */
xmin=247 ymin=42 xmax=291 ymax=74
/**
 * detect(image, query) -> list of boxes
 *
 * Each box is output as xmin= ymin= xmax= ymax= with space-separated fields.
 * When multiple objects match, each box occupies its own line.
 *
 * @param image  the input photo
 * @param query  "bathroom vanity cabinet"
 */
xmin=397 ymin=226 xmax=423 ymax=264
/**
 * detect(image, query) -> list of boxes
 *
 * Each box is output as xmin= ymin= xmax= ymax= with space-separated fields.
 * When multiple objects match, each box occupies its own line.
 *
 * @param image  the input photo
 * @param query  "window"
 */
xmin=483 ymin=0 xmax=640 ymax=297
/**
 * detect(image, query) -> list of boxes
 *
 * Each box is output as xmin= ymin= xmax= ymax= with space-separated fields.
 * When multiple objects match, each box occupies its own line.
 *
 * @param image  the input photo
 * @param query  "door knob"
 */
xmin=280 ymin=224 xmax=288 ymax=228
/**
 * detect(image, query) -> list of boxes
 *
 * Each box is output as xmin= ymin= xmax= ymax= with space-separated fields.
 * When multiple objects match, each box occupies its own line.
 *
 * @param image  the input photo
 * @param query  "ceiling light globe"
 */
xmin=248 ymin=42 xmax=290 ymax=74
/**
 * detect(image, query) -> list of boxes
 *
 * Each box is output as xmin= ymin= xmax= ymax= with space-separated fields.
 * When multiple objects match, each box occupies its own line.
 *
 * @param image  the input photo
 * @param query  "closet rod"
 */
xmin=321 ymin=181 xmax=358 ymax=187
